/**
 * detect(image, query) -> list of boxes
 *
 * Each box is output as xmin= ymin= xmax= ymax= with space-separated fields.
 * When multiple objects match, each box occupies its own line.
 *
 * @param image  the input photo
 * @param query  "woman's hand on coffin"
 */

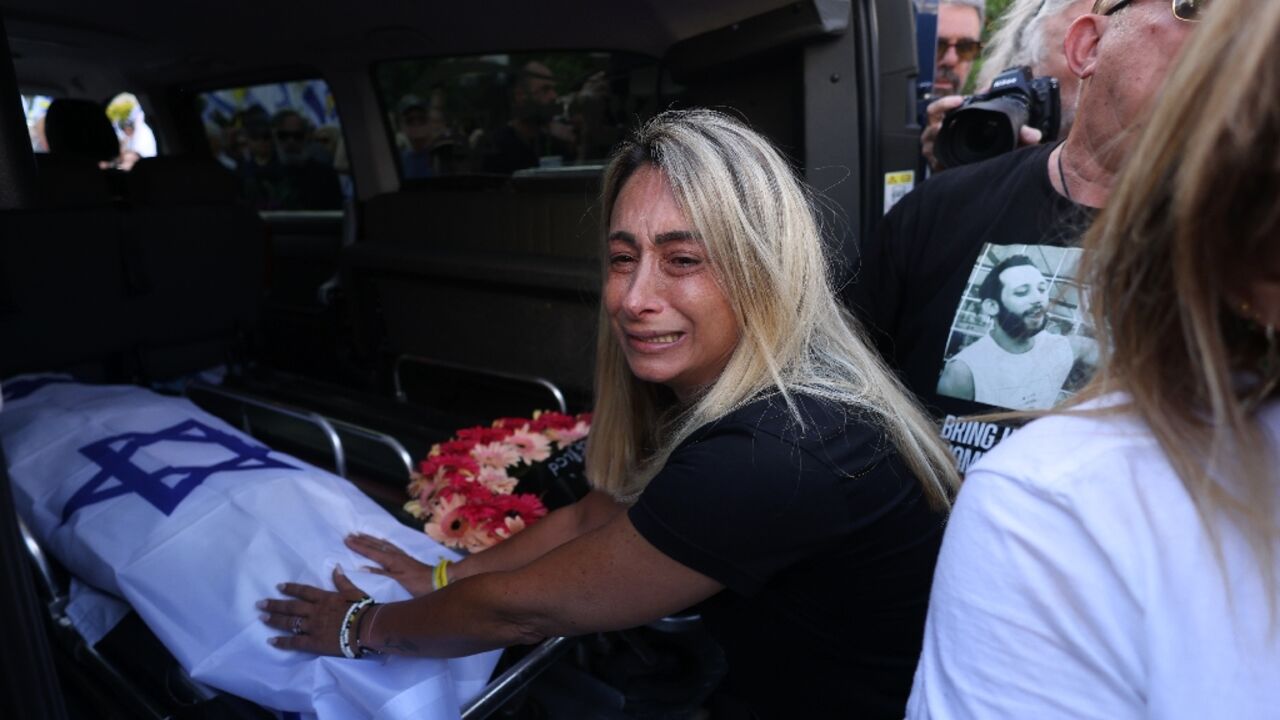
xmin=259 ymin=565 xmax=370 ymax=657
xmin=345 ymin=532 xmax=436 ymax=597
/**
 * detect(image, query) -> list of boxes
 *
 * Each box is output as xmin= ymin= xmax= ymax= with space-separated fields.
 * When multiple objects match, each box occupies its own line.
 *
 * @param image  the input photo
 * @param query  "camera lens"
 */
xmin=956 ymin=116 xmax=1010 ymax=161
xmin=935 ymin=95 xmax=1031 ymax=169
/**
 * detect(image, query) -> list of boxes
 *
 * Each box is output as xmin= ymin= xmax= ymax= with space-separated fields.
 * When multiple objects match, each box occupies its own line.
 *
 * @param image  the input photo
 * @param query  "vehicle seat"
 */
xmin=0 ymin=211 xmax=132 ymax=380
xmin=349 ymin=185 xmax=602 ymax=408
xmin=32 ymin=153 xmax=114 ymax=208
xmin=126 ymin=155 xmax=240 ymax=206
xmin=122 ymin=156 xmax=266 ymax=382
xmin=0 ymin=116 xmax=132 ymax=381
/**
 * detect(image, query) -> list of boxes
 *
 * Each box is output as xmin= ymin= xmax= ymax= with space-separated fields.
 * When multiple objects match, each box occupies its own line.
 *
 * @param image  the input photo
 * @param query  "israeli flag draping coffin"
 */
xmin=0 ymin=377 xmax=499 ymax=719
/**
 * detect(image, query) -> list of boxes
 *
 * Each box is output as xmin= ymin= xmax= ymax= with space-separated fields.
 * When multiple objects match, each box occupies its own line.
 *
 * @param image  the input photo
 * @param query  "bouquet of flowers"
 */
xmin=405 ymin=410 xmax=591 ymax=552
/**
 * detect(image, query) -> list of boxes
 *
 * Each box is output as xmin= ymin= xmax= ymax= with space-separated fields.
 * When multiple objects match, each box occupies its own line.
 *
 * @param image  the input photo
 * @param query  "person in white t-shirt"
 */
xmin=909 ymin=0 xmax=1280 ymax=717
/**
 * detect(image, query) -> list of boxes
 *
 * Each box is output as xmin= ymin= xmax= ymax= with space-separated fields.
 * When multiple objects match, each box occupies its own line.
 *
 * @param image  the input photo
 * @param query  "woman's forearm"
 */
xmin=357 ymin=511 xmax=720 ymax=659
xmin=448 ymin=489 xmax=625 ymax=582
xmin=360 ymin=571 xmax=550 ymax=658
xmin=321 ymin=511 xmax=722 ymax=662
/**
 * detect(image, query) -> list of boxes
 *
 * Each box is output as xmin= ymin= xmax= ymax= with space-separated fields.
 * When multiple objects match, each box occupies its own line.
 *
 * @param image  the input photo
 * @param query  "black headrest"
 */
xmin=43 ymin=99 xmax=119 ymax=162
xmin=126 ymin=156 xmax=241 ymax=206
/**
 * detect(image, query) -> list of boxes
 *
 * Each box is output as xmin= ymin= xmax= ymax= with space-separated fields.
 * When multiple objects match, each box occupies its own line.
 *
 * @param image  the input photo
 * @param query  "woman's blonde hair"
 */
xmin=585 ymin=109 xmax=959 ymax=506
xmin=1073 ymin=0 xmax=1280 ymax=575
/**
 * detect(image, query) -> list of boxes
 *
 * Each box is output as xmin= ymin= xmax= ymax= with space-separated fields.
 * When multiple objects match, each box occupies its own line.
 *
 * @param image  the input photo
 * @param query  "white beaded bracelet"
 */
xmin=338 ymin=596 xmax=375 ymax=659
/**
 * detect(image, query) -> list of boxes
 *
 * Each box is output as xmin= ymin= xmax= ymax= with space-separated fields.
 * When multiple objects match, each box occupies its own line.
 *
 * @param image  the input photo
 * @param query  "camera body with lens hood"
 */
xmin=934 ymin=66 xmax=1061 ymax=169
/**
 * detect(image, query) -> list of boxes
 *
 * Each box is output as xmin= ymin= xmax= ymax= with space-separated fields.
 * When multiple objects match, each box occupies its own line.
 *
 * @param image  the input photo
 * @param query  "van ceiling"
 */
xmin=2 ymin=0 xmax=797 ymax=90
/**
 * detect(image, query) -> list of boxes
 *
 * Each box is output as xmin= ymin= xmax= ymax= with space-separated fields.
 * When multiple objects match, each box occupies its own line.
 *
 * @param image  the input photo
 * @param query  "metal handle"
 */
xmin=18 ymin=516 xmax=64 ymax=611
xmin=187 ymin=381 xmax=347 ymax=477
xmin=393 ymin=354 xmax=568 ymax=414
xmin=188 ymin=381 xmax=417 ymax=481
xmin=325 ymin=416 xmax=414 ymax=480
xmin=461 ymin=636 xmax=572 ymax=720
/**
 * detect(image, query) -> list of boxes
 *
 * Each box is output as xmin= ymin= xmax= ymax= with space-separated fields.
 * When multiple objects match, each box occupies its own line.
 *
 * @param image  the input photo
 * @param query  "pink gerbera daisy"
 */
xmin=477 ymin=466 xmax=518 ymax=494
xmin=545 ymin=420 xmax=590 ymax=446
xmin=493 ymin=514 xmax=527 ymax=541
xmin=423 ymin=493 xmax=470 ymax=549
xmin=506 ymin=429 xmax=552 ymax=464
xmin=472 ymin=441 xmax=521 ymax=469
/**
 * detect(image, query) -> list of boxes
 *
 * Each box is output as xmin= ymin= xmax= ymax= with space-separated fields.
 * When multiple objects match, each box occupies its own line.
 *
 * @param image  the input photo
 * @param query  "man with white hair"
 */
xmin=923 ymin=0 xmax=1093 ymax=170
xmin=854 ymin=0 xmax=1207 ymax=471
xmin=978 ymin=0 xmax=1093 ymax=128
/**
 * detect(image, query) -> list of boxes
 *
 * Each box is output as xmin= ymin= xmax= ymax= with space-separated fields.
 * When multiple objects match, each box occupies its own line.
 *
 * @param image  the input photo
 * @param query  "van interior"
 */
xmin=0 ymin=0 xmax=922 ymax=717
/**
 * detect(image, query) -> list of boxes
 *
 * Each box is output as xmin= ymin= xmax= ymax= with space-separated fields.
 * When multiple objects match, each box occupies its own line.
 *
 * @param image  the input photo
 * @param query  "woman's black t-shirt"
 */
xmin=628 ymin=394 xmax=947 ymax=719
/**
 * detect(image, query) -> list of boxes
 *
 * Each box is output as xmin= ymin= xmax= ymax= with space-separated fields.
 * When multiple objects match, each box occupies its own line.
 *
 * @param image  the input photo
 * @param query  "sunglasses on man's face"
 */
xmin=1100 ymin=0 xmax=1210 ymax=22
xmin=275 ymin=130 xmax=306 ymax=142
xmin=937 ymin=38 xmax=983 ymax=62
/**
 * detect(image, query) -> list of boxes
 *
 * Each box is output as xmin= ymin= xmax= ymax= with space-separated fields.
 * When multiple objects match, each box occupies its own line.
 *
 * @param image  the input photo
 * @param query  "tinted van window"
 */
xmin=22 ymin=94 xmax=53 ymax=152
xmin=197 ymin=80 xmax=349 ymax=210
xmin=106 ymin=93 xmax=158 ymax=167
xmin=23 ymin=92 xmax=159 ymax=170
xmin=375 ymin=51 xmax=668 ymax=179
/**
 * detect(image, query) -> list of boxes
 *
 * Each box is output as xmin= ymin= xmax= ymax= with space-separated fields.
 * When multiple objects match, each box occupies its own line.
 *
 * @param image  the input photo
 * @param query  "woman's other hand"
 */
xmin=345 ymin=532 xmax=436 ymax=597
xmin=260 ymin=565 xmax=369 ymax=657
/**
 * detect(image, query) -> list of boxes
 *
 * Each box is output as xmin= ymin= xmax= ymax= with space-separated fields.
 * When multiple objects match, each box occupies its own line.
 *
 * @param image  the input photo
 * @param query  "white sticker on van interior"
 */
xmin=884 ymin=170 xmax=915 ymax=214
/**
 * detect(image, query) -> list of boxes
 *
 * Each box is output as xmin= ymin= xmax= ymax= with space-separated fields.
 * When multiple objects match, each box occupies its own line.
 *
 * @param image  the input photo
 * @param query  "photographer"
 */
xmin=849 ymin=0 xmax=1206 ymax=470
xmin=922 ymin=0 xmax=1093 ymax=172
xmin=933 ymin=0 xmax=986 ymax=97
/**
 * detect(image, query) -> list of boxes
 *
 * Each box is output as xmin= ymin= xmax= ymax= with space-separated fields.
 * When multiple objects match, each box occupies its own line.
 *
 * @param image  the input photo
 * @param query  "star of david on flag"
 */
xmin=62 ymin=419 xmax=297 ymax=522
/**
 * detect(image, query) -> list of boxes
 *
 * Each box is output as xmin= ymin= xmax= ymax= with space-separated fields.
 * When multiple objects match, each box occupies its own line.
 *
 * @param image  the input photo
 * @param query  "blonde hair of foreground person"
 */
xmin=1071 ymin=0 xmax=1280 ymax=584
xmin=585 ymin=108 xmax=960 ymax=506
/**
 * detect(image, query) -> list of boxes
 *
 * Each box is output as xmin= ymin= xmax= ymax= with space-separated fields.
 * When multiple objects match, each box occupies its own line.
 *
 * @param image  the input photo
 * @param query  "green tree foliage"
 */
xmin=986 ymin=0 xmax=1014 ymax=32
xmin=966 ymin=0 xmax=1014 ymax=91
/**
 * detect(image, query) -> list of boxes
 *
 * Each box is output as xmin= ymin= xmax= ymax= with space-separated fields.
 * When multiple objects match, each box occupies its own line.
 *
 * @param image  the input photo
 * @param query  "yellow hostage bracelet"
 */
xmin=432 ymin=558 xmax=451 ymax=591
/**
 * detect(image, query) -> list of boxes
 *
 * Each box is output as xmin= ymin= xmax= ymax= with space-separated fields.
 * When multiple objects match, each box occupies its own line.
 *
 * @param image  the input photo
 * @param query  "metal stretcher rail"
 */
xmin=18 ymin=517 xmax=179 ymax=719
xmin=186 ymin=381 xmax=414 ymax=480
xmin=461 ymin=636 xmax=572 ymax=720
xmin=393 ymin=354 xmax=569 ymax=415
xmin=19 ymin=516 xmax=61 ymax=614
xmin=186 ymin=380 xmax=573 ymax=716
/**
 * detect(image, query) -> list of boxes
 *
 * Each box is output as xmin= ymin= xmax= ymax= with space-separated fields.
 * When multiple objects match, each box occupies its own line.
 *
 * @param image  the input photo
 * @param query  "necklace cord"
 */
xmin=1056 ymin=142 xmax=1075 ymax=203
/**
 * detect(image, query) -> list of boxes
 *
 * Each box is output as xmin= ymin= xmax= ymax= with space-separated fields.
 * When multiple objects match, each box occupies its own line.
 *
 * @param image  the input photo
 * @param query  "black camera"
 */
xmin=934 ymin=66 xmax=1061 ymax=169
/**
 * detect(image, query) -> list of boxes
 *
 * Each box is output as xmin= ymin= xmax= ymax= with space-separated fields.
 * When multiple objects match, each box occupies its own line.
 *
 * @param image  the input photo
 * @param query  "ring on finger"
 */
xmin=291 ymin=616 xmax=305 ymax=635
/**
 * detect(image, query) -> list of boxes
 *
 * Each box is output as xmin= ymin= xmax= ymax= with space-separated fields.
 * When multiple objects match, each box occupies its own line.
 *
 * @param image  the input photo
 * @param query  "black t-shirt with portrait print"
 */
xmin=628 ymin=393 xmax=947 ymax=720
xmin=848 ymin=143 xmax=1097 ymax=473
